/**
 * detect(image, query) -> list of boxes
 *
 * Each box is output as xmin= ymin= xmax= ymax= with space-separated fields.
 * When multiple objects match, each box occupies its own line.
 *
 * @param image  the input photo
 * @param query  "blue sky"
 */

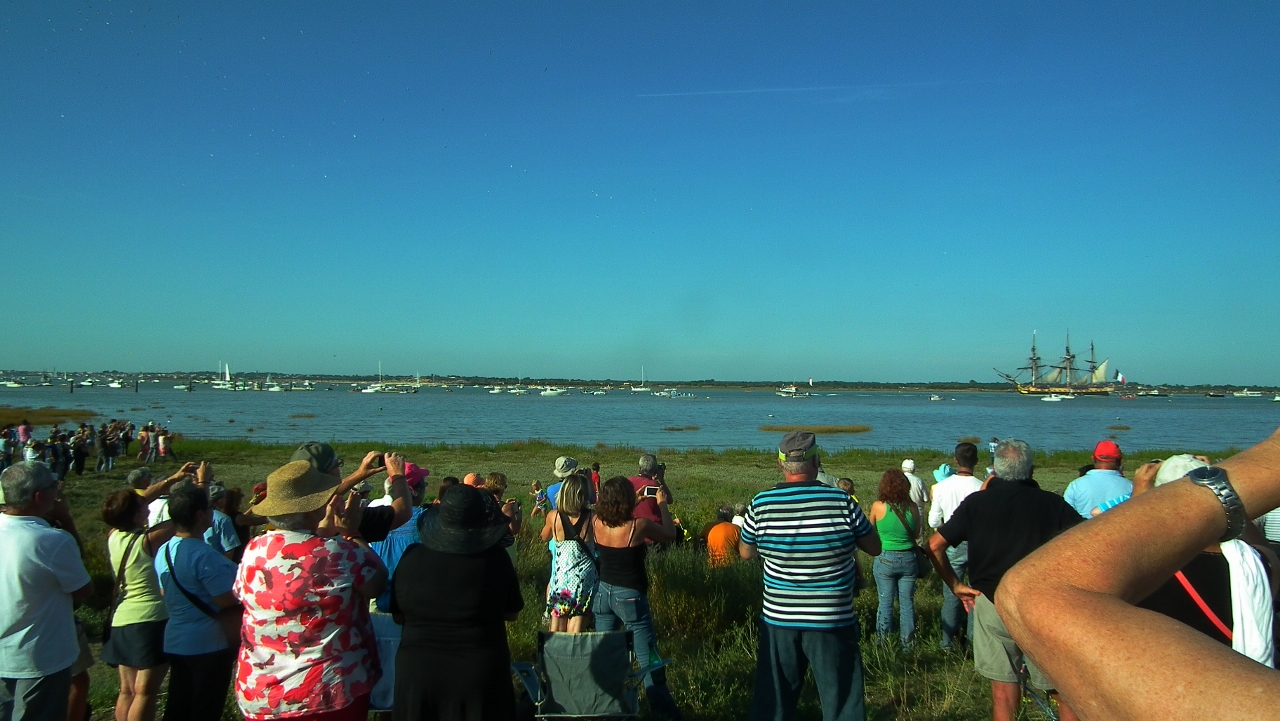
xmin=4 ymin=2 xmax=1278 ymax=384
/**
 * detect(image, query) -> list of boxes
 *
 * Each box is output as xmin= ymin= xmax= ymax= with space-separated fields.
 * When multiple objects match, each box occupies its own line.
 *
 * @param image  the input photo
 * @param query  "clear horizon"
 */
xmin=5 ymin=3 xmax=1277 ymax=384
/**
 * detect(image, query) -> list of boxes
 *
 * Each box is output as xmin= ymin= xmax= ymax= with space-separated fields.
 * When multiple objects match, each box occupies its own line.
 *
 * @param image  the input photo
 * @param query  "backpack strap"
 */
xmin=1174 ymin=570 xmax=1233 ymax=641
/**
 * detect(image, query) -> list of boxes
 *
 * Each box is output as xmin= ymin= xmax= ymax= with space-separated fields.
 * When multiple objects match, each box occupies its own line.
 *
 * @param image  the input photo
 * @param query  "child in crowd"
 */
xmin=530 ymin=480 xmax=549 ymax=517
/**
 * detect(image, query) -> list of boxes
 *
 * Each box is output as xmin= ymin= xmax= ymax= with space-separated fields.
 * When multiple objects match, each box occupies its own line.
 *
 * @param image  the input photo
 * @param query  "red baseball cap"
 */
xmin=1093 ymin=440 xmax=1122 ymax=462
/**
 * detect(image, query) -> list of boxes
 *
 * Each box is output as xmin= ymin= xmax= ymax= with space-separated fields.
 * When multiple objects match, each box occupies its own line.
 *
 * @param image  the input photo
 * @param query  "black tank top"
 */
xmin=595 ymin=521 xmax=649 ymax=593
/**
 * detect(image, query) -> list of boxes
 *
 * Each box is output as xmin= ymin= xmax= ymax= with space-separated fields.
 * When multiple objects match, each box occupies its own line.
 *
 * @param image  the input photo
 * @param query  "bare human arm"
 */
xmin=335 ymin=451 xmax=388 ymax=496
xmin=381 ymin=452 xmax=412 ymax=531
xmin=540 ymin=511 xmax=561 ymax=543
xmin=638 ymin=489 xmax=678 ymax=543
xmin=138 ymin=462 xmax=197 ymax=503
xmin=997 ymin=427 xmax=1280 ymax=721
xmin=925 ymin=531 xmax=978 ymax=611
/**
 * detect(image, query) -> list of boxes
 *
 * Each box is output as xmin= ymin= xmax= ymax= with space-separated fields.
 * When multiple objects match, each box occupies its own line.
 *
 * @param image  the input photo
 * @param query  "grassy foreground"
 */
xmin=61 ymin=439 xmax=1236 ymax=720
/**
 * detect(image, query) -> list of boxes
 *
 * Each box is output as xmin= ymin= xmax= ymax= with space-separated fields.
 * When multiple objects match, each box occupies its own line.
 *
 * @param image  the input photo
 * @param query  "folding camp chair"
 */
xmin=512 ymin=631 xmax=672 ymax=719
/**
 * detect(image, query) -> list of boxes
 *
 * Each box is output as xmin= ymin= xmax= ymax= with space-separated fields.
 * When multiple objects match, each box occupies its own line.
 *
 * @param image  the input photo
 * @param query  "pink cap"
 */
xmin=404 ymin=462 xmax=430 ymax=491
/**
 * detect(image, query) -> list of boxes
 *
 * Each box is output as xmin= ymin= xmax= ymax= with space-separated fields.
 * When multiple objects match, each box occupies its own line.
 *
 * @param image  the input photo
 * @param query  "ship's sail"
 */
xmin=1089 ymin=359 xmax=1110 ymax=385
xmin=1040 ymin=368 xmax=1062 ymax=385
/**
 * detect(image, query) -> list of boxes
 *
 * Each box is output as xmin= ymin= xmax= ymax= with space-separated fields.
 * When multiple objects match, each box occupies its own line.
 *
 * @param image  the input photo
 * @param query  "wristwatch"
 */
xmin=1186 ymin=466 xmax=1247 ymax=542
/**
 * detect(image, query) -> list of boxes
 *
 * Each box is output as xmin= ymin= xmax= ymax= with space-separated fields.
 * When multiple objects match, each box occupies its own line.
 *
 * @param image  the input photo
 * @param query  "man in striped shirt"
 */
xmin=740 ymin=431 xmax=882 ymax=721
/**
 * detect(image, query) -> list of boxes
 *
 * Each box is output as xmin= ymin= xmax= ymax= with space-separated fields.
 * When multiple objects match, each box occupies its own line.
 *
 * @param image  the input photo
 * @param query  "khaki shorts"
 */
xmin=972 ymin=594 xmax=1053 ymax=690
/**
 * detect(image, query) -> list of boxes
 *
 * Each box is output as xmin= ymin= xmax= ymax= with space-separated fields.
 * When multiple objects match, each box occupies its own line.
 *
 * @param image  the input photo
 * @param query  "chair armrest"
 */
xmin=511 ymin=662 xmax=544 ymax=704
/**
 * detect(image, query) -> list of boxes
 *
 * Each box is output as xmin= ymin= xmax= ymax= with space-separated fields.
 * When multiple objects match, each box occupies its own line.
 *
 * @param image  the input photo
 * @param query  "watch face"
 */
xmin=1188 ymin=466 xmax=1224 ymax=483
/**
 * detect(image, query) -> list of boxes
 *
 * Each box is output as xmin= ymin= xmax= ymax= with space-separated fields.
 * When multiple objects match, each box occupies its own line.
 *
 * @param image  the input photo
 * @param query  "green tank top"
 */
xmin=874 ymin=504 xmax=917 ymax=552
xmin=108 ymin=530 xmax=168 ymax=625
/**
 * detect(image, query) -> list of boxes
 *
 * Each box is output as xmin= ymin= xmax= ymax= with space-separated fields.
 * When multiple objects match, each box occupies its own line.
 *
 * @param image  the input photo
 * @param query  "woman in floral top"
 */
xmin=234 ymin=458 xmax=391 ymax=721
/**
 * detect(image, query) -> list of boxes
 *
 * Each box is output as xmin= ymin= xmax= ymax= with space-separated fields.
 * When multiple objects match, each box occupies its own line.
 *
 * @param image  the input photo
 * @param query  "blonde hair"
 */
xmin=484 ymin=472 xmax=509 ymax=498
xmin=556 ymin=475 xmax=591 ymax=516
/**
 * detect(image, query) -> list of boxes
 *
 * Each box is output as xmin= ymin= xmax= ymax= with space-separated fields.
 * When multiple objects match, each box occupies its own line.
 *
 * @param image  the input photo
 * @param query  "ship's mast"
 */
xmin=1059 ymin=333 xmax=1078 ymax=387
xmin=1018 ymin=331 xmax=1042 ymax=386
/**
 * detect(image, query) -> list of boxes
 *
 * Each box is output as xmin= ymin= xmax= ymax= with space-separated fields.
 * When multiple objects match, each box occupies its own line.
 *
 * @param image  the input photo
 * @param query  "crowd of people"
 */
xmin=3 ymin=424 xmax=1280 ymax=721
xmin=0 ymin=420 xmax=182 ymax=482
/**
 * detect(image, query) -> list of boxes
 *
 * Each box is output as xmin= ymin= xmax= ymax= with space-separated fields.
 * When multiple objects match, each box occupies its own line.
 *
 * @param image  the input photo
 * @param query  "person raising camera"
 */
xmin=628 ymin=454 xmax=676 ymax=531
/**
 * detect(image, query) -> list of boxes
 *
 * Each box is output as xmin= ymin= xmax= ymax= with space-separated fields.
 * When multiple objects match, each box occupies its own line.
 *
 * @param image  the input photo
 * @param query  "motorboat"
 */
xmin=670 ymin=391 xmax=696 ymax=399
xmin=108 ymin=381 xmax=124 ymax=388
xmin=2 ymin=381 xmax=23 ymax=388
xmin=1234 ymin=389 xmax=1264 ymax=398
xmin=1272 ymin=395 xmax=1280 ymax=402
xmin=489 ymin=387 xmax=505 ymax=394
xmin=509 ymin=388 xmax=528 ymax=395
xmin=173 ymin=384 xmax=189 ymax=391
xmin=929 ymin=394 xmax=944 ymax=401
xmin=1040 ymin=394 xmax=1065 ymax=402
xmin=540 ymin=387 xmax=566 ymax=396
xmin=775 ymin=385 xmax=812 ymax=398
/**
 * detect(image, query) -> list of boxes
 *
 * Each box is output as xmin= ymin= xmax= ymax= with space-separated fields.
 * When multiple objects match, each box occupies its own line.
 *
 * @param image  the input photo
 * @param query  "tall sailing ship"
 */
xmin=996 ymin=333 xmax=1116 ymax=396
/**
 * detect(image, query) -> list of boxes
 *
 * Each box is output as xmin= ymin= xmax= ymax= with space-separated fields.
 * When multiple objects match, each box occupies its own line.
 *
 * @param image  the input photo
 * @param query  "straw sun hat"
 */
xmin=248 ymin=460 xmax=340 ymax=517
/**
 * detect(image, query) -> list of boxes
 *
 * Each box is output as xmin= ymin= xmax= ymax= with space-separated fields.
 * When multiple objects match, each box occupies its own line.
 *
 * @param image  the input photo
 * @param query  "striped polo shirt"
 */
xmin=742 ymin=480 xmax=874 ymax=629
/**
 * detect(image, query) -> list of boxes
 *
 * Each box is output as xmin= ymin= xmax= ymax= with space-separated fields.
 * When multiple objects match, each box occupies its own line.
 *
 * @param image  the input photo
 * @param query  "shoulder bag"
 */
xmin=164 ymin=541 xmax=243 ymax=648
xmin=102 ymin=531 xmax=143 ymax=643
xmin=889 ymin=504 xmax=933 ymax=580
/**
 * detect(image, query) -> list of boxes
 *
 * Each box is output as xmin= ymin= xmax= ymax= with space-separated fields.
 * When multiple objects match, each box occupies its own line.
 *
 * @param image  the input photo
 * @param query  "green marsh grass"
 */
xmin=0 ymin=406 xmax=98 ymax=427
xmin=62 ymin=439 xmax=1201 ymax=719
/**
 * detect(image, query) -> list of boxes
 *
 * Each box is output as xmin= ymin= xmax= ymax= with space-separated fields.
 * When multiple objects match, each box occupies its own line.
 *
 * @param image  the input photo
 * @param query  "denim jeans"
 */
xmin=940 ymin=542 xmax=975 ymax=648
xmin=749 ymin=622 xmax=866 ymax=721
xmin=593 ymin=581 xmax=682 ymax=721
xmin=872 ymin=550 xmax=918 ymax=645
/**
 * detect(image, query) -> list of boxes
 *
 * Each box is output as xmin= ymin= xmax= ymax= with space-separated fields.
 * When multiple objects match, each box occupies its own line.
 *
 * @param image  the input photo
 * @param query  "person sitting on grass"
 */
xmin=923 ymin=439 xmax=1081 ymax=721
xmin=702 ymin=506 xmax=741 ymax=568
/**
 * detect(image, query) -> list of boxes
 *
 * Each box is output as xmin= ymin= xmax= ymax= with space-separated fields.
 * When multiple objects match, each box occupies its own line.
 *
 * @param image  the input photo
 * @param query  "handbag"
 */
xmin=102 ymin=532 xmax=142 ymax=643
xmin=164 ymin=542 xmax=243 ymax=648
xmin=889 ymin=504 xmax=933 ymax=580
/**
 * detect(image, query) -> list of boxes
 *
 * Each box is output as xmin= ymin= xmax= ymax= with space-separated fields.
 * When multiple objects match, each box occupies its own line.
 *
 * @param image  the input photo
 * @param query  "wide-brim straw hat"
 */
xmin=419 ymin=484 xmax=509 ymax=555
xmin=247 ymin=460 xmax=340 ymax=517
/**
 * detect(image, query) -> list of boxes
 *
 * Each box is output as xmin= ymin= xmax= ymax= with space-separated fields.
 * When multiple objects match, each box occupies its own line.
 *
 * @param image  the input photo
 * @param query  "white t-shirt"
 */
xmin=148 ymin=497 xmax=171 ymax=527
xmin=905 ymin=472 xmax=930 ymax=520
xmin=0 ymin=514 xmax=91 ymax=677
xmin=928 ymin=473 xmax=984 ymax=528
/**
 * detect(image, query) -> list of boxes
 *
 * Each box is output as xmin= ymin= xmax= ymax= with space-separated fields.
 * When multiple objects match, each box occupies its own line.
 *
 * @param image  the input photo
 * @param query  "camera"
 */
xmin=641 ymin=485 xmax=661 ymax=499
xmin=369 ymin=453 xmax=385 ymax=469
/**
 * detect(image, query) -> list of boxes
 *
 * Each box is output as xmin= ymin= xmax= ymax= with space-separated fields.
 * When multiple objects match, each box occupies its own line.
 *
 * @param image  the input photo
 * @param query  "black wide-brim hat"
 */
xmin=420 ymin=484 xmax=509 ymax=555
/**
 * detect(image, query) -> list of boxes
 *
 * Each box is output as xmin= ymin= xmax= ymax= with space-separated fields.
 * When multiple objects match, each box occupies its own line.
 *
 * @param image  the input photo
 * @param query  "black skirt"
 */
xmin=101 ymin=619 xmax=169 ymax=669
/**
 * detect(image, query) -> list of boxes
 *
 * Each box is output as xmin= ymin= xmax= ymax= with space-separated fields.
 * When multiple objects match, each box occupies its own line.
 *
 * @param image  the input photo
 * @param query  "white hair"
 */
xmin=0 ymin=462 xmax=56 ymax=509
xmin=993 ymin=439 xmax=1034 ymax=480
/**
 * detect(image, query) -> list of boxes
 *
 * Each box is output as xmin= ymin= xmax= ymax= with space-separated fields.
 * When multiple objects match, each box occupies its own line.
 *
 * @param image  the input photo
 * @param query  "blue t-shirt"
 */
xmin=370 ymin=506 xmax=424 ymax=612
xmin=546 ymin=482 xmax=564 ymax=510
xmin=154 ymin=536 xmax=237 ymax=655
xmin=203 ymin=509 xmax=242 ymax=555
xmin=1063 ymin=470 xmax=1133 ymax=519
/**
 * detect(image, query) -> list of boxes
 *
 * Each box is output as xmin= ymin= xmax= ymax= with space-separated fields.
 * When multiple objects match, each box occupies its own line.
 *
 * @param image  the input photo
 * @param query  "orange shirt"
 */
xmin=706 ymin=521 xmax=741 ymax=568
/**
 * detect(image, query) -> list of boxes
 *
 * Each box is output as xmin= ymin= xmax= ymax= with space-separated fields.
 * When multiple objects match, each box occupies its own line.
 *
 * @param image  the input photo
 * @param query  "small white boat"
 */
xmin=670 ymin=391 xmax=696 ymax=399
xmin=107 ymin=381 xmax=123 ymax=389
xmin=540 ymin=387 xmax=566 ymax=396
xmin=489 ymin=387 xmax=504 ymax=394
xmin=173 ymin=384 xmax=189 ymax=391
xmin=590 ymin=390 xmax=607 ymax=395
xmin=929 ymin=394 xmax=944 ymax=401
xmin=1234 ymin=389 xmax=1264 ymax=398
xmin=2 ymin=381 xmax=23 ymax=388
xmin=1272 ymin=395 xmax=1280 ymax=402
xmin=79 ymin=380 xmax=95 ymax=387
xmin=1041 ymin=394 xmax=1064 ymax=402
xmin=509 ymin=388 xmax=528 ymax=395
xmin=652 ymin=390 xmax=670 ymax=397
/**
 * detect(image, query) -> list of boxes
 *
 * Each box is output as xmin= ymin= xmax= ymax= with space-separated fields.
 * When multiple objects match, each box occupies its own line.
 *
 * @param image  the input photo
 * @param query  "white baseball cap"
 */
xmin=901 ymin=459 xmax=916 ymax=473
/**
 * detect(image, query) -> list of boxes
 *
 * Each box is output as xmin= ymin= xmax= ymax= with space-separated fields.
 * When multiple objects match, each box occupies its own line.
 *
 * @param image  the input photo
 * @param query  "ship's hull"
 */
xmin=1016 ymin=385 xmax=1112 ymax=396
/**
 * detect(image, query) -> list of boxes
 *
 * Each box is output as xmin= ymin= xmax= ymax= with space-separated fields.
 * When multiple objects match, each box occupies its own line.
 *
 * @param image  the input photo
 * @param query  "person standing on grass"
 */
xmin=900 ymin=459 xmax=930 ymax=524
xmin=1063 ymin=440 xmax=1132 ymax=519
xmin=923 ymin=439 xmax=1082 ymax=721
xmin=541 ymin=475 xmax=597 ymax=632
xmin=867 ymin=469 xmax=920 ymax=647
xmin=740 ymin=432 xmax=882 ymax=721
xmin=629 ymin=454 xmax=676 ymax=528
xmin=0 ymin=462 xmax=94 ymax=721
xmin=928 ymin=442 xmax=984 ymax=650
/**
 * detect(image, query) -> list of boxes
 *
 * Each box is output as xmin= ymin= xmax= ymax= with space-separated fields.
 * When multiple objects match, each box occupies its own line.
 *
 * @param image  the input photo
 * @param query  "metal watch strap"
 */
xmin=1192 ymin=468 xmax=1247 ymax=542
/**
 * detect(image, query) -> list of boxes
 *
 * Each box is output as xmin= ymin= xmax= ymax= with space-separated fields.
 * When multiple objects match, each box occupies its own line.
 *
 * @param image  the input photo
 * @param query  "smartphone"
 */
xmin=641 ymin=485 xmax=660 ymax=499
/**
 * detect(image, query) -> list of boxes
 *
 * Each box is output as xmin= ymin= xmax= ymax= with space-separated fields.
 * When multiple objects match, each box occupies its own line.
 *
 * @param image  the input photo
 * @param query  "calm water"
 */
xmin=4 ymin=385 xmax=1279 ymax=452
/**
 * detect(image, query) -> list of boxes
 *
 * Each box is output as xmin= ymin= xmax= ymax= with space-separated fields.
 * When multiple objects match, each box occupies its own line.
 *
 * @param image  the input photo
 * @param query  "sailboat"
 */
xmin=361 ymin=362 xmax=386 ymax=393
xmin=996 ymin=333 xmax=1115 ymax=396
xmin=213 ymin=363 xmax=233 ymax=390
xmin=630 ymin=366 xmax=652 ymax=393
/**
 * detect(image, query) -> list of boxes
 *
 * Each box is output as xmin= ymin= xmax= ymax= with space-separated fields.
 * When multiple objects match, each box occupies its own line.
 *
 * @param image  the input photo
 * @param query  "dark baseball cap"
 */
xmin=778 ymin=431 xmax=819 ymax=462
xmin=290 ymin=442 xmax=341 ymax=473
